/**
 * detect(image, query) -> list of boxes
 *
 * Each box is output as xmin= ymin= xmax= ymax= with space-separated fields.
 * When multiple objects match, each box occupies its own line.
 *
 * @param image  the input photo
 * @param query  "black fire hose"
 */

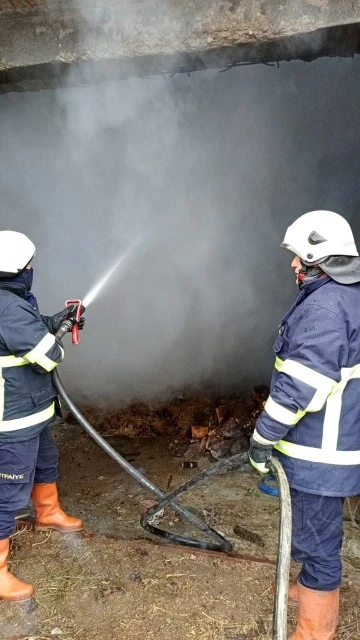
xmin=140 ymin=452 xmax=252 ymax=537
xmin=141 ymin=454 xmax=292 ymax=640
xmin=53 ymin=323 xmax=292 ymax=638
xmin=52 ymin=368 xmax=232 ymax=552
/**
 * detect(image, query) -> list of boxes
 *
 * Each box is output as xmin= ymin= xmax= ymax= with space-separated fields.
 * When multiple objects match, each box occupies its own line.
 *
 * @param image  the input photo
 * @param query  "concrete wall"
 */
xmin=1 ymin=1 xmax=360 ymax=91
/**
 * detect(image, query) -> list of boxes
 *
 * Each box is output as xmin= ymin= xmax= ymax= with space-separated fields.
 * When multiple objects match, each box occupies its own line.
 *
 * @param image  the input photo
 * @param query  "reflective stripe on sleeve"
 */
xmin=264 ymin=396 xmax=305 ymax=426
xmin=0 ymin=402 xmax=55 ymax=432
xmin=25 ymin=332 xmax=55 ymax=362
xmin=273 ymin=357 xmax=336 ymax=415
xmin=24 ymin=333 xmax=60 ymax=372
xmin=33 ymin=354 xmax=59 ymax=373
xmin=281 ymin=359 xmax=336 ymax=393
xmin=253 ymin=428 xmax=278 ymax=446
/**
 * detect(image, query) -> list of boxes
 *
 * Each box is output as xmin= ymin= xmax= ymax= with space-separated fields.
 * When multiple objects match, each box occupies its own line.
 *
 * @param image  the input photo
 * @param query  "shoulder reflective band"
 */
xmin=275 ymin=440 xmax=360 ymax=465
xmin=0 ymin=402 xmax=55 ymax=432
xmin=24 ymin=333 xmax=62 ymax=372
xmin=264 ymin=396 xmax=305 ymax=426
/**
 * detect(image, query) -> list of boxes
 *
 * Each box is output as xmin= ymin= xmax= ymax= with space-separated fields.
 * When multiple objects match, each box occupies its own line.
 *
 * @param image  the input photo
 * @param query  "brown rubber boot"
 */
xmin=31 ymin=483 xmax=83 ymax=533
xmin=285 ymin=578 xmax=349 ymax=607
xmin=289 ymin=583 xmax=339 ymax=640
xmin=0 ymin=538 xmax=34 ymax=602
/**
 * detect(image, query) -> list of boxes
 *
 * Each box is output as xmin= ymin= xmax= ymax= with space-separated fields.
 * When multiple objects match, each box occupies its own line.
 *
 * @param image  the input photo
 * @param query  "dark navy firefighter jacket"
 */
xmin=0 ymin=282 xmax=64 ymax=443
xmin=256 ymin=277 xmax=360 ymax=497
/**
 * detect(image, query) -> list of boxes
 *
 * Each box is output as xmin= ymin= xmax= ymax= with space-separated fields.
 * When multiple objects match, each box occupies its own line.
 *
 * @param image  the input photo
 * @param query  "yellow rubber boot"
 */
xmin=31 ymin=483 xmax=83 ymax=533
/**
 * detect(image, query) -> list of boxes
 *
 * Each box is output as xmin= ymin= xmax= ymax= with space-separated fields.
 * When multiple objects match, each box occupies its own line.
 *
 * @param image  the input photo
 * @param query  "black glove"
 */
xmin=248 ymin=436 xmax=273 ymax=474
xmin=48 ymin=305 xmax=85 ymax=334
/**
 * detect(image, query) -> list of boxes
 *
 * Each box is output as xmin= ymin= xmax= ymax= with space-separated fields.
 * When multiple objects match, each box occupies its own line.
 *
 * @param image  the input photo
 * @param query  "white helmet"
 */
xmin=0 ymin=231 xmax=36 ymax=277
xmin=281 ymin=210 xmax=359 ymax=264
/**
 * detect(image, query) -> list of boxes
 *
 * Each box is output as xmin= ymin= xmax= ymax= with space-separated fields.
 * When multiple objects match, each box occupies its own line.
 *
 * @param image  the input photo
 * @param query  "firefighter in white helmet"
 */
xmin=0 ymin=231 xmax=85 ymax=602
xmin=249 ymin=211 xmax=360 ymax=640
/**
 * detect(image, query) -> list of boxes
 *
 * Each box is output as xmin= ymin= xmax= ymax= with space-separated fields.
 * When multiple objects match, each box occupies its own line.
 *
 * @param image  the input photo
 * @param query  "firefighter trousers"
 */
xmin=0 ymin=427 xmax=58 ymax=539
xmin=291 ymin=488 xmax=344 ymax=591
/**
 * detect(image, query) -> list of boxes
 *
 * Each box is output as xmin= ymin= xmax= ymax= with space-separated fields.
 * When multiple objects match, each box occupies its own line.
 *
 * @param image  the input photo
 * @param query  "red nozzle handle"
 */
xmin=65 ymin=299 xmax=82 ymax=345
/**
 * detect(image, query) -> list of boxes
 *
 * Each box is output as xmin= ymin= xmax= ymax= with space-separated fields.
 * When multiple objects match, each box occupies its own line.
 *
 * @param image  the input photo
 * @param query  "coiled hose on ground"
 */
xmin=52 ymin=368 xmax=291 ymax=639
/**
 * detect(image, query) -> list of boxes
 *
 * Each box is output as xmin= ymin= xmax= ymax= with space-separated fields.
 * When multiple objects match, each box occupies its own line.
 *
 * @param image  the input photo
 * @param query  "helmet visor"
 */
xmin=280 ymin=241 xmax=297 ymax=254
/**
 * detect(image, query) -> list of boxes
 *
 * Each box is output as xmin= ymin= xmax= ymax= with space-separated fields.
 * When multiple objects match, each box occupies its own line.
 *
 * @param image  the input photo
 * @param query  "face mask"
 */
xmin=22 ymin=267 xmax=33 ymax=291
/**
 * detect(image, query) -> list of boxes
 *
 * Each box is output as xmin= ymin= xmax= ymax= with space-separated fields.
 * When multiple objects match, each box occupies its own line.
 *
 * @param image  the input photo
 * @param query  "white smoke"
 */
xmin=0 ymin=56 xmax=360 ymax=405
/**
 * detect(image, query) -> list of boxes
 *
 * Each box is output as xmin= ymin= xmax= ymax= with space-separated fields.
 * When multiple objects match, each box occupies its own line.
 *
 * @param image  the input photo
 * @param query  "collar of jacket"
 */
xmin=279 ymin=277 xmax=332 ymax=328
xmin=301 ymin=275 xmax=332 ymax=299
xmin=0 ymin=279 xmax=28 ymax=299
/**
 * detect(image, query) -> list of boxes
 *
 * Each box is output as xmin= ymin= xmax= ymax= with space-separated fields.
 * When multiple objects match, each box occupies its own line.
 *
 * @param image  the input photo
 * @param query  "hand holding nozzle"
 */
xmin=55 ymin=301 xmax=85 ymax=343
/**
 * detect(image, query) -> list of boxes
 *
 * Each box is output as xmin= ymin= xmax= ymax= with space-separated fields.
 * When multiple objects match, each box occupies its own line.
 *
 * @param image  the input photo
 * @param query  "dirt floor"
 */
xmin=1 ymin=423 xmax=360 ymax=640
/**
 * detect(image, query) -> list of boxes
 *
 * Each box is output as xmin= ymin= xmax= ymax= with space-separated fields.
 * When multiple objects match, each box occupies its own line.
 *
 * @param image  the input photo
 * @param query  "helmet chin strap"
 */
xmin=298 ymin=261 xmax=324 ymax=290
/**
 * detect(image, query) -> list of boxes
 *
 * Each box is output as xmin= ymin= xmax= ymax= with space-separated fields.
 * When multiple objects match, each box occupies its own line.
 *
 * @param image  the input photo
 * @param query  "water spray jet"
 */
xmin=82 ymin=240 xmax=140 ymax=308
xmin=52 ymin=246 xmax=291 ymax=640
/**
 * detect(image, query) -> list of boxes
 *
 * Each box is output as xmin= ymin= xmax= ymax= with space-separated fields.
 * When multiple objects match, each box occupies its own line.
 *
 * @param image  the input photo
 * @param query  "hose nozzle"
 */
xmin=55 ymin=318 xmax=74 ymax=341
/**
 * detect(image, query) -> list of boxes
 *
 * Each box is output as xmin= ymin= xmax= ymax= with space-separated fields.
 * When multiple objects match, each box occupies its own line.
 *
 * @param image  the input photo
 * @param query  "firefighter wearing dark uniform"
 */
xmin=249 ymin=211 xmax=360 ymax=640
xmin=0 ymin=231 xmax=85 ymax=602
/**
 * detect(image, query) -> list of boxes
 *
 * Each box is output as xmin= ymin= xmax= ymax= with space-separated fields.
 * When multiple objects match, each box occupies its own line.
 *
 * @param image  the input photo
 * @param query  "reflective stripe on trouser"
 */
xmin=291 ymin=489 xmax=344 ymax=591
xmin=0 ymin=427 xmax=58 ymax=539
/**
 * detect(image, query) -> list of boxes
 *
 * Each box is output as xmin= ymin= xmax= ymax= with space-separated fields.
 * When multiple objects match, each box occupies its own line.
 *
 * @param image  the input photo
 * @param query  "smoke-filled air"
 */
xmin=1 ymin=57 xmax=360 ymax=405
